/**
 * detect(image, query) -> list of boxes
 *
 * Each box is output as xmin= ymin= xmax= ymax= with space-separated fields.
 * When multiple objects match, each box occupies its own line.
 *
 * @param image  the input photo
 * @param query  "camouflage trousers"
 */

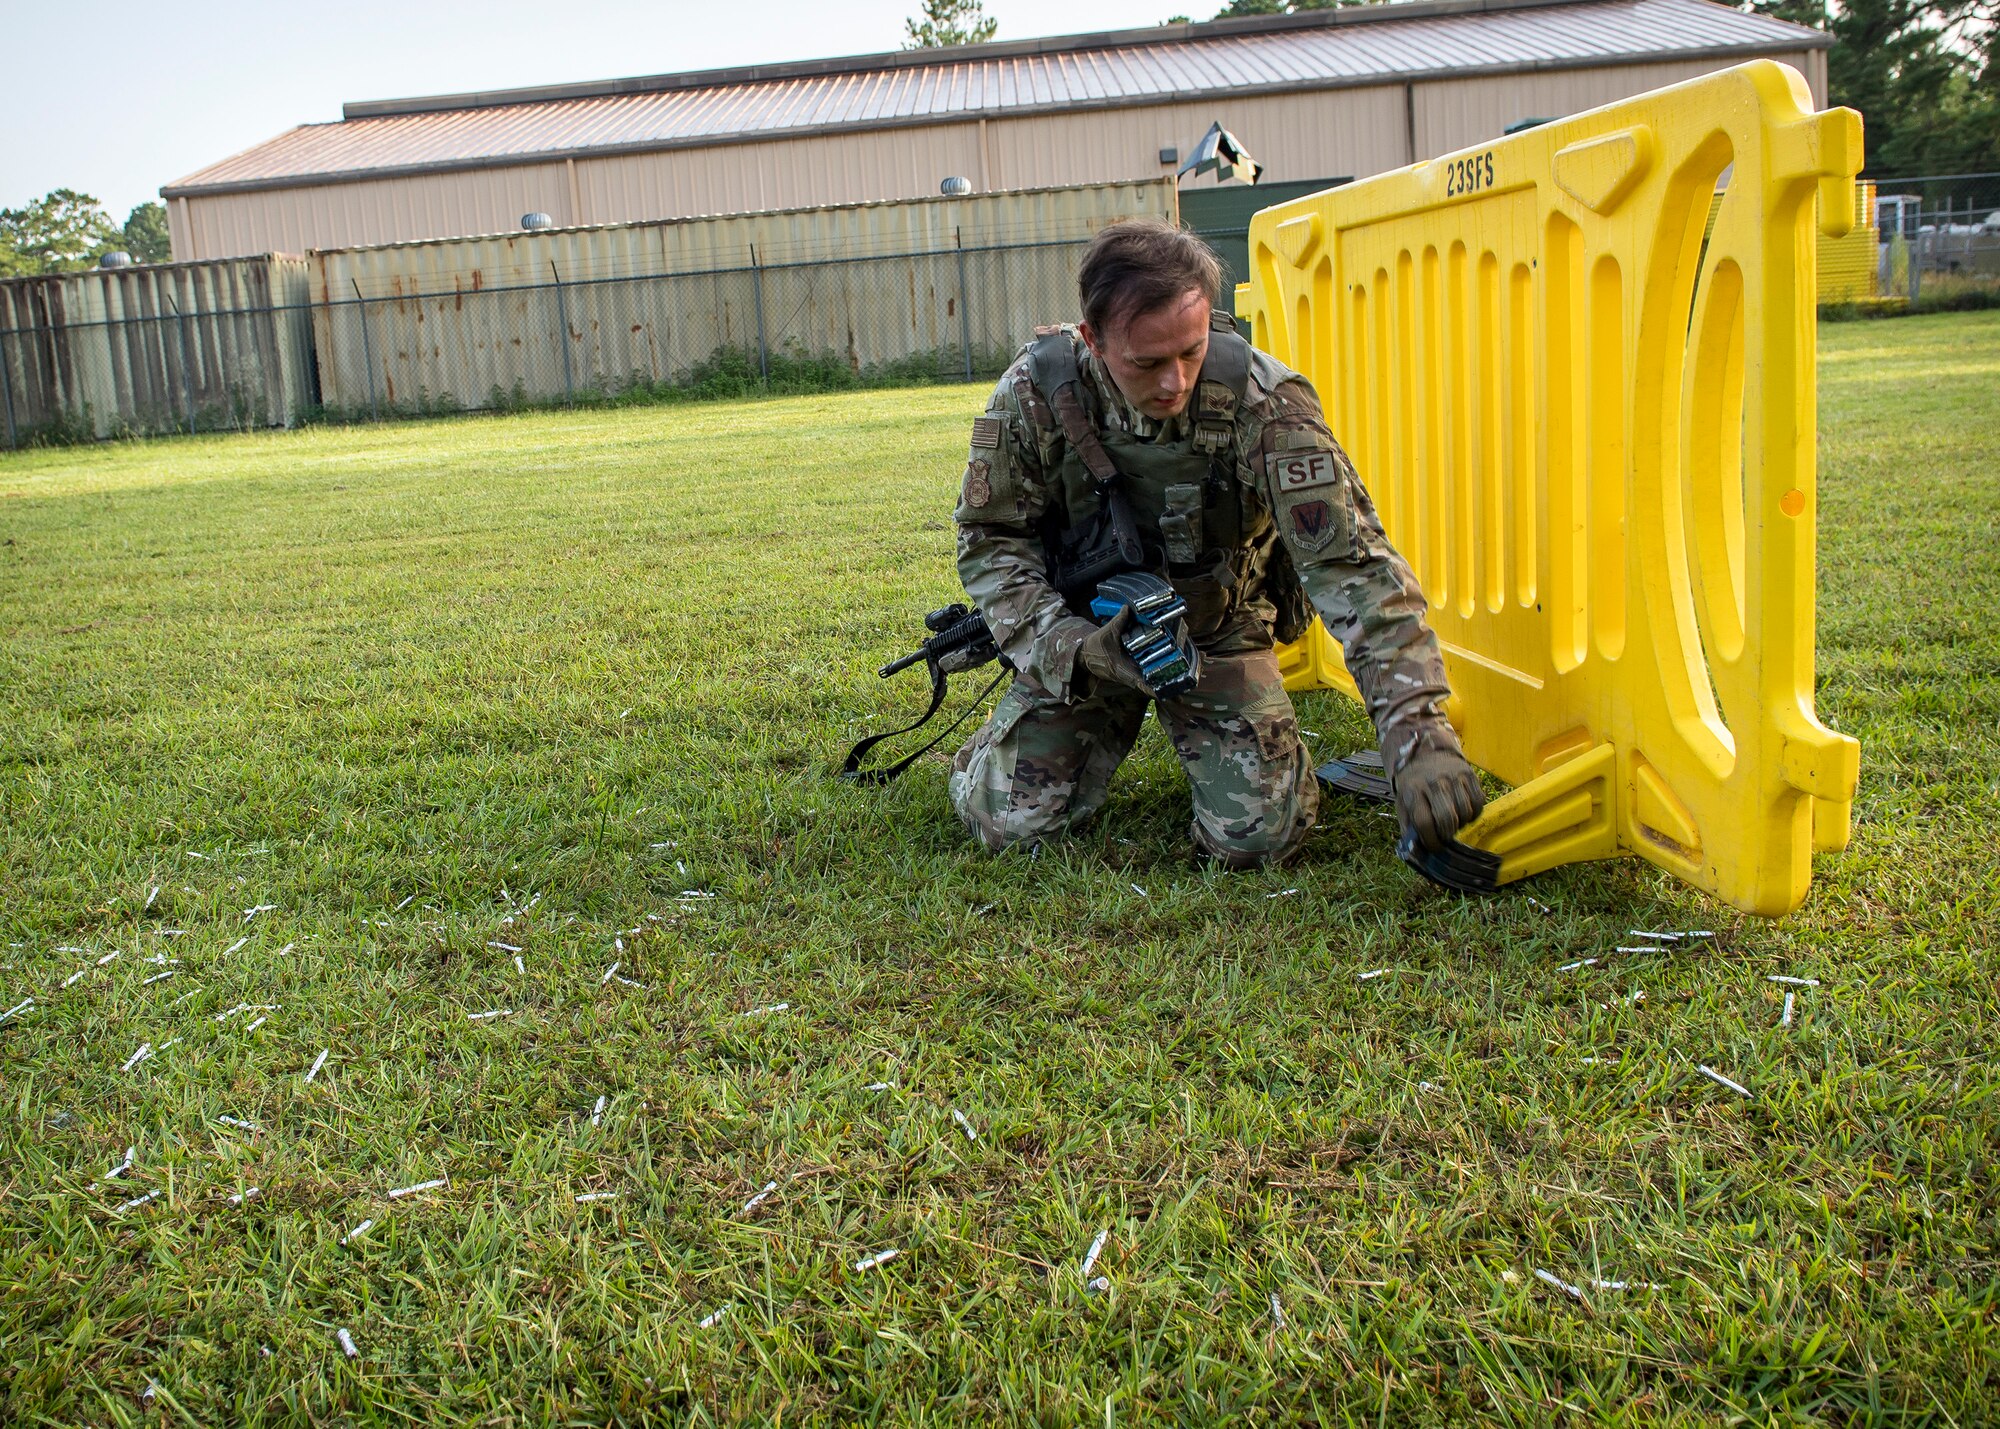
xmin=947 ymin=648 xmax=1318 ymax=868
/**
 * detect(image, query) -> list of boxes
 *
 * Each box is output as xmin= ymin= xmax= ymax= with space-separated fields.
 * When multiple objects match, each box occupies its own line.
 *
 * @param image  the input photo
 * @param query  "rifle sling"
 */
xmin=840 ymin=666 xmax=1007 ymax=786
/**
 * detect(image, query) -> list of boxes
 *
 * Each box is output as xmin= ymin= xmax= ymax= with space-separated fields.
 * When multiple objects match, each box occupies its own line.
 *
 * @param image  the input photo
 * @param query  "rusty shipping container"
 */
xmin=304 ymin=180 xmax=1175 ymax=416
xmin=0 ymin=256 xmax=313 ymax=443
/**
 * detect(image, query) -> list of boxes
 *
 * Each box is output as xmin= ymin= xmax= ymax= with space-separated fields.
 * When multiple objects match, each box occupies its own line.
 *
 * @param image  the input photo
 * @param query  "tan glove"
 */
xmin=1390 ymin=725 xmax=1486 ymax=852
xmin=1072 ymin=608 xmax=1153 ymax=697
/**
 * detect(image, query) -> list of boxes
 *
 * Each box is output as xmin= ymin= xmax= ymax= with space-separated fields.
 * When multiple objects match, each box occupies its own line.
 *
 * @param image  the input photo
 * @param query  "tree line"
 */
xmin=0 ymin=192 xmax=172 ymax=278
xmin=1748 ymin=0 xmax=1998 ymax=177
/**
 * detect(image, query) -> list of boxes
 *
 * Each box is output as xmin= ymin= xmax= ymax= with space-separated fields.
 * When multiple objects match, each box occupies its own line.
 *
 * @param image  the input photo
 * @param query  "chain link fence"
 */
xmin=1868 ymin=172 xmax=2000 ymax=301
xmin=1 ymin=234 xmax=1098 ymax=449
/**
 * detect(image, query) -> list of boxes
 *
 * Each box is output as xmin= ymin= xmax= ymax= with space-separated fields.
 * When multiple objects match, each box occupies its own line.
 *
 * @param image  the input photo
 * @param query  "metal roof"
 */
xmin=165 ymin=0 xmax=1829 ymax=197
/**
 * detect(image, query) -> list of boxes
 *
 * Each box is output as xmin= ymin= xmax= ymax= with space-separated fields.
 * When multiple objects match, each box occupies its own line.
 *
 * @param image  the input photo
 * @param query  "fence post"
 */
xmin=0 ymin=328 xmax=17 ymax=450
xmin=551 ymin=260 xmax=575 ymax=404
xmin=955 ymin=227 xmax=974 ymax=381
xmin=351 ymin=279 xmax=380 ymax=421
xmin=750 ymin=245 xmax=769 ymax=385
xmin=167 ymin=293 xmax=197 ymax=435
xmin=1910 ymin=227 xmax=1925 ymax=305
xmin=1908 ymin=201 xmax=1922 ymax=306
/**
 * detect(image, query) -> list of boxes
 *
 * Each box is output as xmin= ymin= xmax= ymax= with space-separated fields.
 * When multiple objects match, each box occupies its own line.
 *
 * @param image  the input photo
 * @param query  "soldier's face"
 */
xmin=1080 ymin=288 xmax=1211 ymax=420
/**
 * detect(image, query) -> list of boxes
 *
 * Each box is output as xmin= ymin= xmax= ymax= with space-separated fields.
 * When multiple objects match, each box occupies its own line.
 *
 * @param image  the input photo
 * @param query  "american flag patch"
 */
xmin=970 ymin=417 xmax=1002 ymax=449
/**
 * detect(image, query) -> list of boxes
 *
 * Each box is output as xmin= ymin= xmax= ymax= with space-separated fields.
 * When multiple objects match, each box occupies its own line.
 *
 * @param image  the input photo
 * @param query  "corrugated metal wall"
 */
xmin=975 ymin=88 xmax=1410 ymax=194
xmin=0 ymin=257 xmax=314 ymax=443
xmin=1413 ymin=50 xmax=1826 ymax=156
xmin=169 ymin=56 xmax=1829 ymax=262
xmin=171 ymin=163 xmax=579 ymax=272
xmin=577 ymin=126 xmax=990 ymax=240
xmin=310 ymin=180 xmax=1168 ymax=298
xmin=304 ymin=180 xmax=1174 ymax=416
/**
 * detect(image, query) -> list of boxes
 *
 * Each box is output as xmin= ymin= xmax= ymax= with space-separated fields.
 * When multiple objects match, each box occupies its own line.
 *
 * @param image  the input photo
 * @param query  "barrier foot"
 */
xmin=1397 ymin=831 xmax=1502 ymax=893
xmin=1459 ymin=742 xmax=1622 ymax=885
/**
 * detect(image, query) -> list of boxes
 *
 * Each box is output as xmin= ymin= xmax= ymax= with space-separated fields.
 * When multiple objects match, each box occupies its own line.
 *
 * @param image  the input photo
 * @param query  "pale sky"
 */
xmin=0 ymin=0 xmax=1201 ymax=222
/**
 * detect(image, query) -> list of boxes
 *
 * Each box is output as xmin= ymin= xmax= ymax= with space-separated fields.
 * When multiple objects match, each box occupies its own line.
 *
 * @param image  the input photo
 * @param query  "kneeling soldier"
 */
xmin=948 ymin=218 xmax=1483 ymax=866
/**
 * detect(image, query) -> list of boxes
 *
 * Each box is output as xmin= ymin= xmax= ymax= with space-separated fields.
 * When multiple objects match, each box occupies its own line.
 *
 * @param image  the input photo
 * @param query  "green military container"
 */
xmin=1179 ymin=178 xmax=1352 ymax=317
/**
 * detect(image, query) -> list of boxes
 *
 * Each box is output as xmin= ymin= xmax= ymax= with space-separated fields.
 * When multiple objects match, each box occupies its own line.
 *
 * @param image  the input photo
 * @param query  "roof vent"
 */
xmin=521 ymin=212 xmax=555 ymax=230
xmin=940 ymin=176 xmax=973 ymax=196
xmin=98 ymin=250 xmax=134 ymax=269
xmin=1178 ymin=122 xmax=1261 ymax=185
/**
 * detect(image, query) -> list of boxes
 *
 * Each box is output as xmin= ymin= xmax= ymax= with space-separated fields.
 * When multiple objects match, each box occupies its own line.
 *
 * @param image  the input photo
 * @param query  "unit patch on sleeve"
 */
xmin=1271 ymin=449 xmax=1340 ymax=493
xmin=962 ymin=459 xmax=993 ymax=510
xmin=970 ymin=416 xmax=1002 ymax=449
xmin=1288 ymin=498 xmax=1339 ymax=553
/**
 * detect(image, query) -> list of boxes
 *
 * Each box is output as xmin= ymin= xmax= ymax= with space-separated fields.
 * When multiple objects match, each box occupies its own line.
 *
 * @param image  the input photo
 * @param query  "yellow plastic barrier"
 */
xmin=1817 ymin=180 xmax=1879 ymax=301
xmin=1243 ymin=61 xmax=1861 ymax=917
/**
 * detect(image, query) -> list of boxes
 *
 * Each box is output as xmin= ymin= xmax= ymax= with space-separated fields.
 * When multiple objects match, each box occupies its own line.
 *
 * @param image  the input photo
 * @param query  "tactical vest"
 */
xmin=1024 ymin=310 xmax=1308 ymax=651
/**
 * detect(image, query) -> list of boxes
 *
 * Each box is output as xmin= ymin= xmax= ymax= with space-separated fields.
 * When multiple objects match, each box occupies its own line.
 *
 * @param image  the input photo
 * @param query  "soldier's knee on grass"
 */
xmin=953 ymin=808 xmax=1092 ymax=856
xmin=1188 ymin=809 xmax=1313 ymax=870
xmin=953 ymin=803 xmax=1053 ymax=855
xmin=948 ymin=767 xmax=1089 ymax=854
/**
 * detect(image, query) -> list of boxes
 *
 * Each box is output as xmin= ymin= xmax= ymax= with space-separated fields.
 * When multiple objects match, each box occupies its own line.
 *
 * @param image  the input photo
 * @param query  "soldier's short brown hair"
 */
xmin=1078 ymin=218 xmax=1222 ymax=337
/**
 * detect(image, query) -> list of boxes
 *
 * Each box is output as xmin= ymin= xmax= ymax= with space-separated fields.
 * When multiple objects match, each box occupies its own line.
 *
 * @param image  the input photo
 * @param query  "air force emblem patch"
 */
xmin=1288 ymin=498 xmax=1338 ymax=553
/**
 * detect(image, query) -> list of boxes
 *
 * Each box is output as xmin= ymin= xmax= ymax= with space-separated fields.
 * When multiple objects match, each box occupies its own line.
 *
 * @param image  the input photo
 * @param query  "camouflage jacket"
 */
xmin=953 ymin=324 xmax=1457 ymax=761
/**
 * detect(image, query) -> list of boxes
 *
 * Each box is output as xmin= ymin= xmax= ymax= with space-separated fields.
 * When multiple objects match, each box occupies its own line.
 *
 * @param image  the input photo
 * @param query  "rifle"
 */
xmin=840 ymin=604 xmax=1011 ymax=786
xmin=841 ymin=479 xmax=1187 ymax=785
xmin=878 ymin=603 xmax=1000 ymax=680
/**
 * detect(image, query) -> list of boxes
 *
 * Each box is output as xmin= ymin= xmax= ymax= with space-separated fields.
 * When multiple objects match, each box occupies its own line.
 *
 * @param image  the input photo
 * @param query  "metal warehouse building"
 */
xmin=162 ymin=0 xmax=1829 ymax=262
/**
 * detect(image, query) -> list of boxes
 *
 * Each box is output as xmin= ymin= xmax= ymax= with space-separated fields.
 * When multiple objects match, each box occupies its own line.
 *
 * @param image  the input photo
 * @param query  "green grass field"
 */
xmin=2 ymin=311 xmax=1996 ymax=1425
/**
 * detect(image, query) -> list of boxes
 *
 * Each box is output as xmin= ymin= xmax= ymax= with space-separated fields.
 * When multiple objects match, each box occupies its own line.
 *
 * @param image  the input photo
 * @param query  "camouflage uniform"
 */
xmin=948 ymin=316 xmax=1458 ymax=867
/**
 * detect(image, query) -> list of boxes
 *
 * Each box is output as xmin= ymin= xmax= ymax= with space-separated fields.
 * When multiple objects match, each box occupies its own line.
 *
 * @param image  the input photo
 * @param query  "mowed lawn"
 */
xmin=1 ymin=311 xmax=1996 ymax=1426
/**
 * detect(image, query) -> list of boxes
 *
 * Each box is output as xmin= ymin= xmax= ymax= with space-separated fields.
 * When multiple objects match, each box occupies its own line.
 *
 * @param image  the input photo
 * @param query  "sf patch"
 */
xmin=1271 ymin=449 xmax=1340 ymax=493
xmin=962 ymin=458 xmax=993 ymax=510
xmin=1288 ymin=498 xmax=1339 ymax=553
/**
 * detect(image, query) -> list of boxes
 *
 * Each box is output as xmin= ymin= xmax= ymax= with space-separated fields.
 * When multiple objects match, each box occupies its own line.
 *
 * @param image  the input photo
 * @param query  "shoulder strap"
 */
xmin=1027 ymin=327 xmax=1120 ymax=488
xmin=1193 ymin=309 xmax=1251 ymax=458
